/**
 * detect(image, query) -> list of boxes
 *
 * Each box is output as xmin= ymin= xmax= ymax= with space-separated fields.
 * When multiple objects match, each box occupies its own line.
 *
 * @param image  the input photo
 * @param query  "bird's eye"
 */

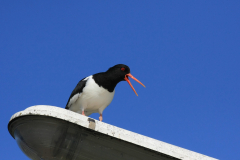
xmin=121 ymin=67 xmax=125 ymax=71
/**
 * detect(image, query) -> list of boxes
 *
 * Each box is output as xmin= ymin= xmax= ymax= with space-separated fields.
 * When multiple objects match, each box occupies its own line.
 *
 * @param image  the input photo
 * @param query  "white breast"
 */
xmin=69 ymin=76 xmax=115 ymax=116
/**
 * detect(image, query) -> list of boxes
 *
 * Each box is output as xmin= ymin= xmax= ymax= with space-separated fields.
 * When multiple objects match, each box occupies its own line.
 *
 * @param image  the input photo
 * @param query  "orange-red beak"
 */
xmin=124 ymin=73 xmax=145 ymax=96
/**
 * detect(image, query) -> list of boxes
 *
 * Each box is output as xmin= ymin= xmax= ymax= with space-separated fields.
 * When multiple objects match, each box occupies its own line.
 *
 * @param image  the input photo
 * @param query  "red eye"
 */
xmin=121 ymin=67 xmax=125 ymax=71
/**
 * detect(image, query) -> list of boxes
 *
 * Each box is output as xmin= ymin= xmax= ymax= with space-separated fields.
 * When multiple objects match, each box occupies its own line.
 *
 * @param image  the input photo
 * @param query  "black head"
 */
xmin=93 ymin=64 xmax=145 ymax=95
xmin=106 ymin=64 xmax=131 ymax=81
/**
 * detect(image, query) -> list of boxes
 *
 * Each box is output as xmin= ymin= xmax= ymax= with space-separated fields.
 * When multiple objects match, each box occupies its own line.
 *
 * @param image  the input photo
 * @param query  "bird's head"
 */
xmin=107 ymin=64 xmax=145 ymax=96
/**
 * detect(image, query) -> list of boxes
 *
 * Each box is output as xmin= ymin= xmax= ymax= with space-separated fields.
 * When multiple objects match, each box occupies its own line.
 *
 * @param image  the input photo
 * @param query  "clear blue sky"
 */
xmin=1 ymin=1 xmax=239 ymax=159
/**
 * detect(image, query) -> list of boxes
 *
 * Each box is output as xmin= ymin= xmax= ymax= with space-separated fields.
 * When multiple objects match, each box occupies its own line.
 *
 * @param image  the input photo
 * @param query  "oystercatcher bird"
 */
xmin=65 ymin=64 xmax=145 ymax=121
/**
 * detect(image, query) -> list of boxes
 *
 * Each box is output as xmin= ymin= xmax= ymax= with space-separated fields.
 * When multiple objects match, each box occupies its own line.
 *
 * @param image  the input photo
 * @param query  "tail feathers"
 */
xmin=65 ymin=104 xmax=69 ymax=109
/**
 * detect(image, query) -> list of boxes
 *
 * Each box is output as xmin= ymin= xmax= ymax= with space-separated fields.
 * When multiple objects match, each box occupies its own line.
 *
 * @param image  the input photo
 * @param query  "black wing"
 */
xmin=65 ymin=77 xmax=88 ymax=109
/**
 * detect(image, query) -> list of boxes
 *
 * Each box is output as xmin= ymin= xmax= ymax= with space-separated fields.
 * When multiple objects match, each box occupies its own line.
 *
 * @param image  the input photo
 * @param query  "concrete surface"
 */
xmin=9 ymin=105 xmax=218 ymax=160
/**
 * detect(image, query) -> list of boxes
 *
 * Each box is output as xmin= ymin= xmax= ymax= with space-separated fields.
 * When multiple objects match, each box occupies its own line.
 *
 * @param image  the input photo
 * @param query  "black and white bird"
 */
xmin=65 ymin=64 xmax=145 ymax=121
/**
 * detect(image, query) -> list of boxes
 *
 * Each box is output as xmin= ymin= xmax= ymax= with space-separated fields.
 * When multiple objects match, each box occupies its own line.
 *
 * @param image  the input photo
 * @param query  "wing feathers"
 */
xmin=65 ymin=76 xmax=89 ymax=109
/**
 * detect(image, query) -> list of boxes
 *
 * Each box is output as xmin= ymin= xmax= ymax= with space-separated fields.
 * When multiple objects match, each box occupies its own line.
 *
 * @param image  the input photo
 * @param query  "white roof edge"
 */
xmin=9 ymin=105 xmax=218 ymax=160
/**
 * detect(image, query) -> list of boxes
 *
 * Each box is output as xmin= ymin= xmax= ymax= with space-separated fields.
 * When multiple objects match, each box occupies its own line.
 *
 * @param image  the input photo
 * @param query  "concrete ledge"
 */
xmin=9 ymin=105 xmax=218 ymax=160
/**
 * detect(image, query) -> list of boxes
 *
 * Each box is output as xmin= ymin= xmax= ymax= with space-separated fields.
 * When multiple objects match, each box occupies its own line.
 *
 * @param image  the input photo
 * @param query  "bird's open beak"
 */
xmin=124 ymin=73 xmax=145 ymax=96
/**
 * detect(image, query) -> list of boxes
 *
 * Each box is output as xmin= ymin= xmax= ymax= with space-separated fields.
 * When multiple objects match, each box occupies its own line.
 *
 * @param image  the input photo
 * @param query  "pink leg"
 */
xmin=99 ymin=114 xmax=103 ymax=121
xmin=82 ymin=110 xmax=85 ymax=116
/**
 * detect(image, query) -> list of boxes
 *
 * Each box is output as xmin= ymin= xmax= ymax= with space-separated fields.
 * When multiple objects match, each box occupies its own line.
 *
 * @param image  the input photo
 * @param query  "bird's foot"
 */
xmin=99 ymin=114 xmax=103 ymax=121
xmin=82 ymin=111 xmax=85 ymax=116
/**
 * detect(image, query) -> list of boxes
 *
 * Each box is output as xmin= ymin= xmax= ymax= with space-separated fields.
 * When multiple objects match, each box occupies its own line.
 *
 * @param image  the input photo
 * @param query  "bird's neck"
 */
xmin=93 ymin=72 xmax=123 ymax=92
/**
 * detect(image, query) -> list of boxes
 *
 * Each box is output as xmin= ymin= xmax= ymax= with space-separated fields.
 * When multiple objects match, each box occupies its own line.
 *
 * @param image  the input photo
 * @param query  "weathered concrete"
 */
xmin=9 ymin=105 xmax=218 ymax=160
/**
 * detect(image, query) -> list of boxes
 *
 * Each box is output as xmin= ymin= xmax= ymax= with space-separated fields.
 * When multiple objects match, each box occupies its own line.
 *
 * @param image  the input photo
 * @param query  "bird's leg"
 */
xmin=82 ymin=110 xmax=85 ymax=116
xmin=99 ymin=114 xmax=103 ymax=121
